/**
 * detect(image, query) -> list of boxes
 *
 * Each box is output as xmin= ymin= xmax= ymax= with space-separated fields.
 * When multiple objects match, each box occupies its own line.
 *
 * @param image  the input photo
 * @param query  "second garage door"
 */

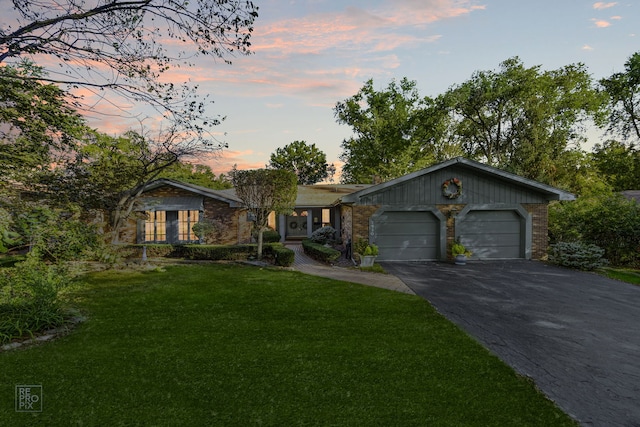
xmin=374 ymin=211 xmax=439 ymax=261
xmin=458 ymin=210 xmax=524 ymax=259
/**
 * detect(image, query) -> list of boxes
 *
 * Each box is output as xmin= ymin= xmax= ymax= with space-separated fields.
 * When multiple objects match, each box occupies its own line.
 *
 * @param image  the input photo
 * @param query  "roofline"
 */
xmin=340 ymin=157 xmax=576 ymax=203
xmin=142 ymin=178 xmax=243 ymax=207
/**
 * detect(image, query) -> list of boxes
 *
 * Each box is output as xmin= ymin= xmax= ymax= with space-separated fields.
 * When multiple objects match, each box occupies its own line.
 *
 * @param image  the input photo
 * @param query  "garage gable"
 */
xmin=341 ymin=157 xmax=575 ymax=206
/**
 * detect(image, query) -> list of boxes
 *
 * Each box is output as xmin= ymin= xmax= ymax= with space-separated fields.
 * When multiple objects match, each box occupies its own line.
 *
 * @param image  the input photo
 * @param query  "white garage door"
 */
xmin=374 ymin=211 xmax=439 ymax=261
xmin=458 ymin=210 xmax=523 ymax=259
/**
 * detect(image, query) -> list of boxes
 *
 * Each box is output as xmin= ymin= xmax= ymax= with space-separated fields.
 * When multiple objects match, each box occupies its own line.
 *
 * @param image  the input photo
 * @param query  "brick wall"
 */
xmin=524 ymin=203 xmax=549 ymax=260
xmin=116 ymin=185 xmax=249 ymax=245
xmin=344 ymin=203 xmax=550 ymax=261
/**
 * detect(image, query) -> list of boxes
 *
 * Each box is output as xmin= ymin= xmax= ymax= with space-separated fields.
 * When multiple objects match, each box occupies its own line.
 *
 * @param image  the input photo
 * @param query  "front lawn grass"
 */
xmin=1 ymin=264 xmax=575 ymax=426
xmin=600 ymin=267 xmax=640 ymax=285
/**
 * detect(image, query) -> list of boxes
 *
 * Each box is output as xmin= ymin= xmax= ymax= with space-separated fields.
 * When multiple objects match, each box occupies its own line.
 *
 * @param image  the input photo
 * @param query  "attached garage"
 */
xmin=340 ymin=157 xmax=575 ymax=262
xmin=372 ymin=209 xmax=445 ymax=261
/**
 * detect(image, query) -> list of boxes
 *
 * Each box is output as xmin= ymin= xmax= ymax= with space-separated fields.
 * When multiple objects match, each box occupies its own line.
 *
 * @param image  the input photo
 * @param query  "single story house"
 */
xmin=122 ymin=157 xmax=574 ymax=261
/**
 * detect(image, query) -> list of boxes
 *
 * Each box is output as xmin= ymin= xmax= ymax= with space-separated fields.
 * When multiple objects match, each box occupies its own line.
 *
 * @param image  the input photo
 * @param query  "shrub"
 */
xmin=549 ymin=193 xmax=640 ymax=267
xmin=263 ymin=244 xmax=295 ymax=267
xmin=170 ymin=244 xmax=257 ymax=260
xmin=302 ymin=239 xmax=341 ymax=264
xmin=0 ymin=256 xmax=74 ymax=344
xmin=262 ymin=229 xmax=281 ymax=243
xmin=548 ymin=241 xmax=608 ymax=270
xmin=310 ymin=226 xmax=336 ymax=244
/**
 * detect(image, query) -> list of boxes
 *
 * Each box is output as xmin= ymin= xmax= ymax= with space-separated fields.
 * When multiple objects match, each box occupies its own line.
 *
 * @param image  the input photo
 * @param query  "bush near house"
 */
xmin=548 ymin=241 xmax=608 ymax=271
xmin=302 ymin=239 xmax=341 ymax=264
xmin=116 ymin=243 xmax=295 ymax=267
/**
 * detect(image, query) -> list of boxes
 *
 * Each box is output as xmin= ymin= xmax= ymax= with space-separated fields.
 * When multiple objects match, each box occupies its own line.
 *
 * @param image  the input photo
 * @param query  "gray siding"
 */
xmin=356 ymin=166 xmax=548 ymax=205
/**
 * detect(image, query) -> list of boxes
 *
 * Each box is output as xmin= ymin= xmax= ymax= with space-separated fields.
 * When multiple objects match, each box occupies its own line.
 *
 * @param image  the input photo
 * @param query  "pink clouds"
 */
xmin=592 ymin=19 xmax=612 ymax=28
xmin=593 ymin=2 xmax=617 ymax=10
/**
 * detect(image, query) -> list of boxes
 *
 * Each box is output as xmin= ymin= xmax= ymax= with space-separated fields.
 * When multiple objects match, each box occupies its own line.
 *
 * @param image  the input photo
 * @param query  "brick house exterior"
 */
xmin=124 ymin=158 xmax=572 ymax=261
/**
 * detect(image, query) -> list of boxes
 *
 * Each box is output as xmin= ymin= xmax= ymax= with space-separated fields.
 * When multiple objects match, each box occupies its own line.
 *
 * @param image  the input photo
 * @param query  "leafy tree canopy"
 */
xmin=0 ymin=61 xmax=85 ymax=187
xmin=0 ymin=0 xmax=259 ymax=147
xmin=600 ymin=51 xmax=640 ymax=144
xmin=159 ymin=162 xmax=232 ymax=189
xmin=334 ymin=77 xmax=457 ymax=184
xmin=592 ymin=140 xmax=640 ymax=191
xmin=230 ymin=168 xmax=297 ymax=258
xmin=269 ymin=140 xmax=329 ymax=185
xmin=439 ymin=57 xmax=606 ymax=186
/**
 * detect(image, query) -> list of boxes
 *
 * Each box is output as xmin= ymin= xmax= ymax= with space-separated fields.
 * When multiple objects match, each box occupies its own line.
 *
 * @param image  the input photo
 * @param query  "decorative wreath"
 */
xmin=290 ymin=221 xmax=298 ymax=229
xmin=442 ymin=177 xmax=462 ymax=199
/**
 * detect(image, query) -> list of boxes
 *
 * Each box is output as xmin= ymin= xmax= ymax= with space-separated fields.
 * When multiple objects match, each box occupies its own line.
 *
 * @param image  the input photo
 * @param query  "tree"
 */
xmin=159 ymin=162 xmax=232 ymax=189
xmin=1 ymin=0 xmax=259 ymax=147
xmin=592 ymin=140 xmax=640 ymax=190
xmin=0 ymin=62 xmax=85 ymax=188
xmin=440 ymin=57 xmax=606 ymax=186
xmin=269 ymin=140 xmax=328 ymax=185
xmin=600 ymin=52 xmax=640 ymax=144
xmin=230 ymin=169 xmax=297 ymax=259
xmin=335 ymin=78 xmax=456 ymax=183
xmin=52 ymin=128 xmax=223 ymax=243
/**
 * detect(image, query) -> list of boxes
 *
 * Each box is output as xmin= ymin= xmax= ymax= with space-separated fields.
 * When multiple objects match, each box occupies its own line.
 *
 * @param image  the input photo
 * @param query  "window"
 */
xmin=179 ymin=210 xmax=199 ymax=241
xmin=145 ymin=211 xmax=166 ymax=242
xmin=143 ymin=210 xmax=200 ymax=243
xmin=322 ymin=208 xmax=331 ymax=226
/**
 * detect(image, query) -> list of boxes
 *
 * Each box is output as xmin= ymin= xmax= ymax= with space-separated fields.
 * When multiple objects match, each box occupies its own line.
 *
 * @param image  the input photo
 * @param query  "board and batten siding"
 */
xmin=356 ymin=166 xmax=548 ymax=206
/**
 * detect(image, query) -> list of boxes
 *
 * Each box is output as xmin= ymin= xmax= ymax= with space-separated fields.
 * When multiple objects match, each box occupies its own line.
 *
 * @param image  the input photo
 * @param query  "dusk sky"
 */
xmin=95 ymin=0 xmax=639 ymax=178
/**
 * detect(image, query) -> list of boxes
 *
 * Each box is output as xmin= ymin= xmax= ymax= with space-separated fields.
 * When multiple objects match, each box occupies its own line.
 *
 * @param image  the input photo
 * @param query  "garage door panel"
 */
xmin=459 ymin=210 xmax=524 ymax=259
xmin=375 ymin=211 xmax=439 ymax=261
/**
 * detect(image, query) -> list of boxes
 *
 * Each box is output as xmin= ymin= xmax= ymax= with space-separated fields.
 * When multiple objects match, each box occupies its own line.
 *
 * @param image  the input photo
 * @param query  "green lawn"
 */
xmin=600 ymin=267 xmax=640 ymax=285
xmin=1 ymin=264 xmax=575 ymax=426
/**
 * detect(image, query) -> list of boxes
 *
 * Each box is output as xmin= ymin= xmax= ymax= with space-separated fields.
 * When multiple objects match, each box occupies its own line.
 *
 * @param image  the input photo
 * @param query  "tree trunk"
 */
xmin=257 ymin=226 xmax=264 ymax=260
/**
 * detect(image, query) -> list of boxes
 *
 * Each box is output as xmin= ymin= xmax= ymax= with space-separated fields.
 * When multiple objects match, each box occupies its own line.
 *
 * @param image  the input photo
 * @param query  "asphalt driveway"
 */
xmin=381 ymin=260 xmax=640 ymax=427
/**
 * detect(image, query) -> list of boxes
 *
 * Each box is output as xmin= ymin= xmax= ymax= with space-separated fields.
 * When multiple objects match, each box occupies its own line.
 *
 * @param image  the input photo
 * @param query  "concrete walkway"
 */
xmin=285 ymin=244 xmax=415 ymax=295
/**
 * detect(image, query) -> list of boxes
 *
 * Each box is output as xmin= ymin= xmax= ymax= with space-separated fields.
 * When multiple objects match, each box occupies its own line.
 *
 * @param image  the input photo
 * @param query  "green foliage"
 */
xmin=310 ymin=226 xmax=336 ymax=244
xmin=261 ymin=229 xmax=282 ymax=243
xmin=335 ymin=78 xmax=455 ymax=183
xmin=0 ymin=255 xmax=75 ymax=344
xmin=168 ymin=244 xmax=256 ymax=261
xmin=592 ymin=140 xmax=640 ymax=190
xmin=363 ymin=244 xmax=379 ymax=256
xmin=302 ymin=239 xmax=341 ymax=263
xmin=600 ymin=51 xmax=640 ymax=144
xmin=269 ymin=140 xmax=329 ymax=185
xmin=11 ymin=205 xmax=102 ymax=263
xmin=0 ymin=208 xmax=20 ymax=253
xmin=231 ymin=168 xmax=297 ymax=259
xmin=0 ymin=61 xmax=86 ymax=186
xmin=549 ymin=193 xmax=640 ymax=267
xmin=264 ymin=244 xmax=295 ymax=267
xmin=440 ymin=57 xmax=606 ymax=187
xmin=252 ymin=227 xmax=281 ymax=244
xmin=0 ymin=301 xmax=66 ymax=345
xmin=548 ymin=242 xmax=608 ymax=271
xmin=191 ymin=219 xmax=216 ymax=241
xmin=159 ymin=162 xmax=232 ymax=189
xmin=451 ymin=239 xmax=472 ymax=257
xmin=353 ymin=238 xmax=378 ymax=256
